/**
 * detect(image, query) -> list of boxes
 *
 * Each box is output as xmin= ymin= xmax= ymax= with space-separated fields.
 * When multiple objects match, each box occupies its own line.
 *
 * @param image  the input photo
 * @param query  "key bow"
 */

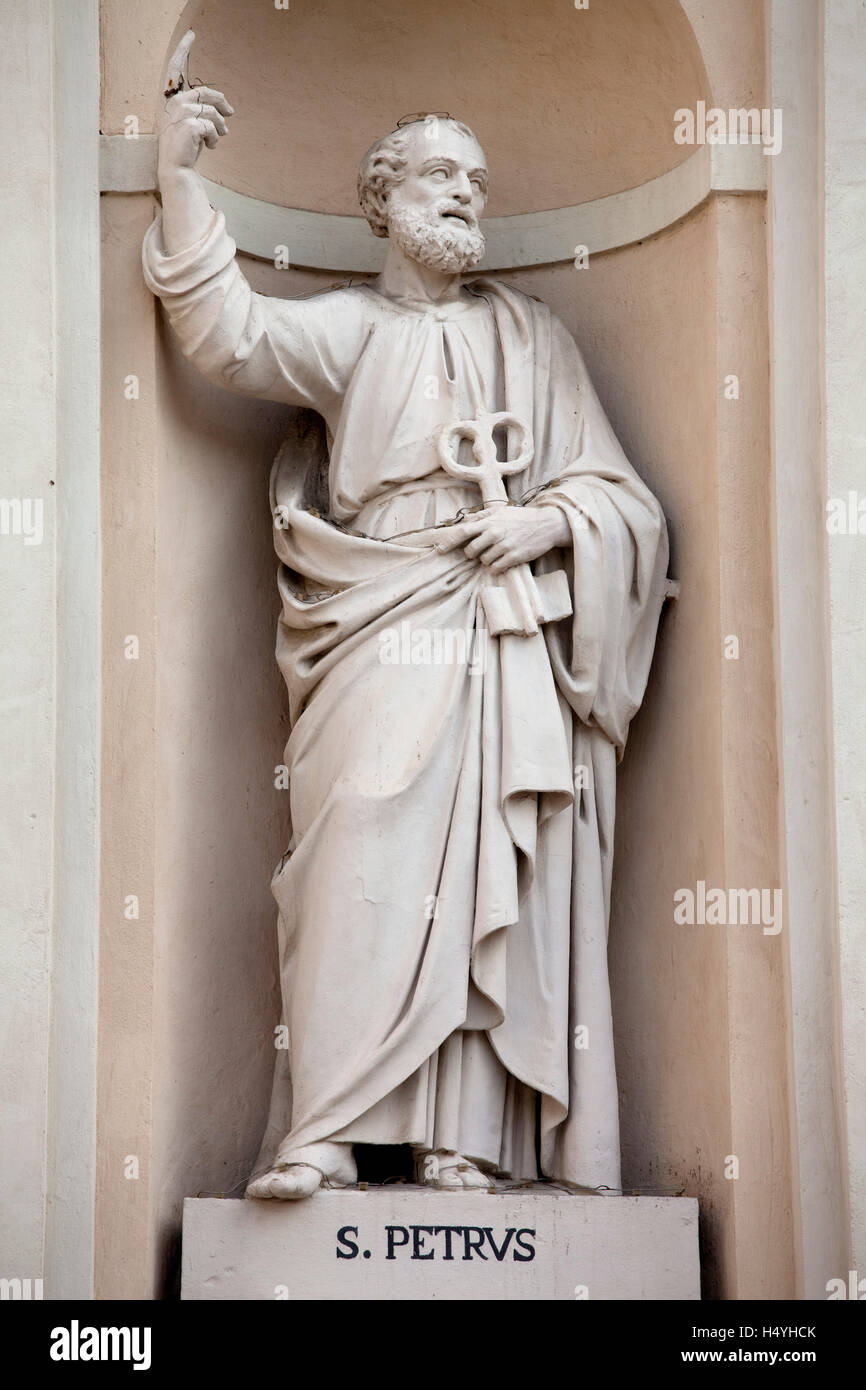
xmin=435 ymin=410 xmax=572 ymax=638
xmin=437 ymin=409 xmax=533 ymax=505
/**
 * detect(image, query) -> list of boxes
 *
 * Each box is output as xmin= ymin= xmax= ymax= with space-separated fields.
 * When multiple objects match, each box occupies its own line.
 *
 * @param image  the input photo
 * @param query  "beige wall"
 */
xmin=98 ymin=194 xmax=159 ymax=1298
xmin=149 ymin=316 xmax=289 ymax=1289
xmin=95 ymin=0 xmax=804 ymax=1300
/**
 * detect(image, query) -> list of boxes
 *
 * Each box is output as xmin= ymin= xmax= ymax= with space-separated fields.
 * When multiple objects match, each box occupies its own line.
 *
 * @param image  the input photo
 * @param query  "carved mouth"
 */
xmin=440 ymin=209 xmax=472 ymax=226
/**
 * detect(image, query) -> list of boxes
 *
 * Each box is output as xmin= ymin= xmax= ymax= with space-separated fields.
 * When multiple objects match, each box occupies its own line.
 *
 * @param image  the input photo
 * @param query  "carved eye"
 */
xmin=428 ymin=168 xmax=449 ymax=182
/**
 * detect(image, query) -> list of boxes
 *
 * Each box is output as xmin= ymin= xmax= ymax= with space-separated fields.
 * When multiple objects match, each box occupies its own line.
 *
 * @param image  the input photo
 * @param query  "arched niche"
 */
xmin=163 ymin=0 xmax=709 ymax=215
xmin=97 ymin=0 xmax=787 ymax=1300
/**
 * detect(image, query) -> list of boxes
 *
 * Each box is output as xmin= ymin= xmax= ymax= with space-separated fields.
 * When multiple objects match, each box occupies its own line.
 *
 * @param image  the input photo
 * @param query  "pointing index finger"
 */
xmin=165 ymin=29 xmax=195 ymax=90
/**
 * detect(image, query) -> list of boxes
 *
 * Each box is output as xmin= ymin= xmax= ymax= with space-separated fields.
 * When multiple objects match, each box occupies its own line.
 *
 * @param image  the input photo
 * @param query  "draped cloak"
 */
xmin=142 ymin=209 xmax=669 ymax=1189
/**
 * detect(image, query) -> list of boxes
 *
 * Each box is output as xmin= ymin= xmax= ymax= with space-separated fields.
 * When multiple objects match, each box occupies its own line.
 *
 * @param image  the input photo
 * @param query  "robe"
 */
xmin=142 ymin=209 xmax=669 ymax=1188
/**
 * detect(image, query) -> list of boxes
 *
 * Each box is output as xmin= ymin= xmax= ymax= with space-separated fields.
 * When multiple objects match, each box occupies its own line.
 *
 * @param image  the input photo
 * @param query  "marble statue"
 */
xmin=144 ymin=33 xmax=669 ymax=1200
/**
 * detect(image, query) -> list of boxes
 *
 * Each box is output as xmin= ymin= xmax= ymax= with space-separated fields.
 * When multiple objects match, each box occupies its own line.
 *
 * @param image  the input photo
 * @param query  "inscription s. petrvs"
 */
xmin=336 ymin=1224 xmax=537 ymax=1262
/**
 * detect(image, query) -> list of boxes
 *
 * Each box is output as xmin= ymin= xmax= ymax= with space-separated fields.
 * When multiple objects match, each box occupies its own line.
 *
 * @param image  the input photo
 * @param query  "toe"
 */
xmin=247 ymin=1163 xmax=323 ymax=1200
xmin=459 ymin=1165 xmax=492 ymax=1189
xmin=246 ymin=1175 xmax=274 ymax=1200
xmin=268 ymin=1164 xmax=322 ymax=1200
xmin=436 ymin=1170 xmax=464 ymax=1189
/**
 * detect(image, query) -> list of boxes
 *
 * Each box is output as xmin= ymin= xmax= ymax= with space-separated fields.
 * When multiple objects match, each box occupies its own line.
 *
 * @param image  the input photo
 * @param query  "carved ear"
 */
xmin=364 ymin=185 xmax=391 ymax=238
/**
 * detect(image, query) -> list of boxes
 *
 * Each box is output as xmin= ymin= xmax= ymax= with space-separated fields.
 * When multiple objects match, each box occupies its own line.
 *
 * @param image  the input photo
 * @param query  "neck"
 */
xmin=374 ymin=240 xmax=464 ymax=306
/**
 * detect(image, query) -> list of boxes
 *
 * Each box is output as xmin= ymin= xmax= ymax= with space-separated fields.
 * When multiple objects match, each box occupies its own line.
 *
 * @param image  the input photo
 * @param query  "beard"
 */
xmin=387 ymin=202 xmax=486 ymax=274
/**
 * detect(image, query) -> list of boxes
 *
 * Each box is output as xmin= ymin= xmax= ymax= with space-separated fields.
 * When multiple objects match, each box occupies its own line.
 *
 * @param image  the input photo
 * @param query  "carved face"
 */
xmin=386 ymin=124 xmax=489 ymax=273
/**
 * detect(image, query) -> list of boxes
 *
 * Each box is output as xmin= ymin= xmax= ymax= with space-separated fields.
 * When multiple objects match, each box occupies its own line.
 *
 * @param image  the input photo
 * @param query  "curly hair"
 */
xmin=357 ymin=118 xmax=480 ymax=238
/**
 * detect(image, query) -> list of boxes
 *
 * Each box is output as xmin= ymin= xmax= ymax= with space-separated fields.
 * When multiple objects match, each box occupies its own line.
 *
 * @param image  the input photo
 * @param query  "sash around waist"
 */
xmin=338 ymin=470 xmax=479 ymax=539
xmin=341 ymin=469 xmax=475 ymax=509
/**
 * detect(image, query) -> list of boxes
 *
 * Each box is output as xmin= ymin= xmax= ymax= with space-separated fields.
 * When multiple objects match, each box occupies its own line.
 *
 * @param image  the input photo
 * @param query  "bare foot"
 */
xmin=246 ymin=1140 xmax=357 ymax=1201
xmin=246 ymin=1164 xmax=324 ymax=1200
xmin=415 ymin=1148 xmax=495 ymax=1190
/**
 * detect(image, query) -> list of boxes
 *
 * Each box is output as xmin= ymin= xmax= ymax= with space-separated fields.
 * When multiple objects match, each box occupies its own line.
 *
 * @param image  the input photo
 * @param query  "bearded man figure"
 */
xmin=144 ymin=34 xmax=669 ymax=1201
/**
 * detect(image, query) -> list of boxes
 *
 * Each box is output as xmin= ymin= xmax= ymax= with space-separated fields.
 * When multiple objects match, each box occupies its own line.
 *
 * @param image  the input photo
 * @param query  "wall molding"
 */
xmin=101 ymin=136 xmax=766 ymax=269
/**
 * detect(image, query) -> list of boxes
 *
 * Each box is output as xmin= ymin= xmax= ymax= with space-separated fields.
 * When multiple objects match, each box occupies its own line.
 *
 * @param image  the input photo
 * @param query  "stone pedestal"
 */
xmin=181 ymin=1188 xmax=700 ymax=1300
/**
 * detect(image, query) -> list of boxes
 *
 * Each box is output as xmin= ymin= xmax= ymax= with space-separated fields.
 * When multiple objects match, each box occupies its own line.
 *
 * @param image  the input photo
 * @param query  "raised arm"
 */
xmin=145 ymin=32 xmax=361 ymax=410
